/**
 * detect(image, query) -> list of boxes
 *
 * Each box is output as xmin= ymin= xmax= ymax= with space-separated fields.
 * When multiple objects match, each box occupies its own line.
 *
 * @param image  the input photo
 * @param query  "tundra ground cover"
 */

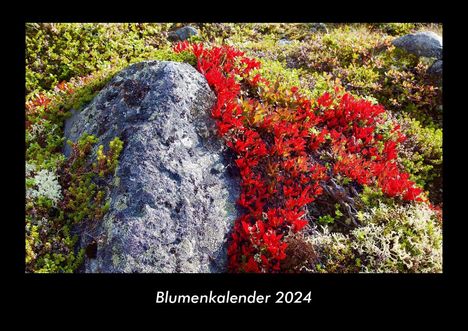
xmin=174 ymin=41 xmax=436 ymax=272
xmin=25 ymin=23 xmax=443 ymax=273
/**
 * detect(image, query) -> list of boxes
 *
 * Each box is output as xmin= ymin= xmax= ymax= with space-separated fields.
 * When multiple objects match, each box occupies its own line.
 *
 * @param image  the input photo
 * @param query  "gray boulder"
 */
xmin=168 ymin=25 xmax=199 ymax=41
xmin=64 ymin=60 xmax=240 ymax=273
xmin=310 ymin=23 xmax=328 ymax=33
xmin=428 ymin=59 xmax=443 ymax=79
xmin=392 ymin=31 xmax=442 ymax=59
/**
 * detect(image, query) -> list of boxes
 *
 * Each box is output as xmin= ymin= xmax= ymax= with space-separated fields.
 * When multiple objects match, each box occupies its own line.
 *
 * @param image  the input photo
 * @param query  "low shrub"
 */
xmin=25 ymin=133 xmax=123 ymax=273
xmin=374 ymin=23 xmax=416 ymax=36
xmin=247 ymin=24 xmax=442 ymax=127
xmin=25 ymin=66 xmax=125 ymax=272
xmin=175 ymin=41 xmax=428 ymax=273
xmin=26 ymin=23 xmax=174 ymax=96
xmin=280 ymin=233 xmax=319 ymax=273
xmin=398 ymin=116 xmax=443 ymax=204
xmin=25 ymin=33 xmax=197 ymax=272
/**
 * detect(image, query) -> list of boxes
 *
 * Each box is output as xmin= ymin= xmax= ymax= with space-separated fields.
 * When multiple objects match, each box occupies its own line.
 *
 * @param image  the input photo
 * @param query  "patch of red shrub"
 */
xmin=173 ymin=41 xmax=427 ymax=272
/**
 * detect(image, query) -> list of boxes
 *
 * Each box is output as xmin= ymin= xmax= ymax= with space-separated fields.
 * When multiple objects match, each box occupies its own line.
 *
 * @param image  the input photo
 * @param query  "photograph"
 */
xmin=25 ymin=22 xmax=443 ymax=274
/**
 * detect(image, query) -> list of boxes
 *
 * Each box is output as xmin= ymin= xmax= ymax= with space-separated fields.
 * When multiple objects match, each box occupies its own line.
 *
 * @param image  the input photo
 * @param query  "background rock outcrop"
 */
xmin=428 ymin=59 xmax=443 ymax=80
xmin=64 ymin=61 xmax=240 ymax=273
xmin=168 ymin=26 xmax=199 ymax=41
xmin=392 ymin=31 xmax=443 ymax=82
xmin=309 ymin=23 xmax=328 ymax=34
xmin=392 ymin=31 xmax=442 ymax=59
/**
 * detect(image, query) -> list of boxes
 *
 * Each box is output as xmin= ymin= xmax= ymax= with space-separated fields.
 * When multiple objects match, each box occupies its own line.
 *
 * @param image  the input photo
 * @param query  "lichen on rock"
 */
xmin=63 ymin=60 xmax=241 ymax=273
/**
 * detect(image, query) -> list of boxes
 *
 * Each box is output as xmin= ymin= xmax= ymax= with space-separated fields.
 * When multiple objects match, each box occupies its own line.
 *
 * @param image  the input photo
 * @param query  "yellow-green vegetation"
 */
xmin=25 ymin=22 xmax=442 ymax=273
xmin=26 ymin=23 xmax=169 ymax=95
xmin=373 ymin=23 xmax=417 ymax=36
xmin=26 ymin=23 xmax=196 ymax=98
xmin=399 ymin=115 xmax=443 ymax=203
xmin=26 ymin=132 xmax=123 ymax=272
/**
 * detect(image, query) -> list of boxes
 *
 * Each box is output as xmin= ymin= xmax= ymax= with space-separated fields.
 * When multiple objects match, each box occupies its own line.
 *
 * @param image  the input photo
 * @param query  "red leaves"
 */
xmin=244 ymin=256 xmax=260 ymax=273
xmin=176 ymin=42 xmax=426 ymax=273
xmin=26 ymin=94 xmax=52 ymax=114
xmin=321 ymin=93 xmax=425 ymax=202
xmin=173 ymin=40 xmax=190 ymax=53
xmin=55 ymin=81 xmax=74 ymax=93
xmin=266 ymin=209 xmax=283 ymax=228
xmin=240 ymin=57 xmax=261 ymax=74
xmin=241 ymin=219 xmax=251 ymax=235
xmin=262 ymin=230 xmax=287 ymax=260
xmin=292 ymin=219 xmax=308 ymax=232
xmin=403 ymin=186 xmax=424 ymax=202
xmin=383 ymin=140 xmax=398 ymax=160
xmin=191 ymin=43 xmax=204 ymax=58
xmin=273 ymin=136 xmax=289 ymax=157
xmin=317 ymin=92 xmax=333 ymax=107
xmin=354 ymin=126 xmax=375 ymax=141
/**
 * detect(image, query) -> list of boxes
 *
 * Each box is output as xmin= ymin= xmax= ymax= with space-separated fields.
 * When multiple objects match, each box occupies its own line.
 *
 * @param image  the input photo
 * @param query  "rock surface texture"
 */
xmin=428 ymin=59 xmax=443 ymax=79
xmin=310 ymin=23 xmax=328 ymax=33
xmin=392 ymin=31 xmax=442 ymax=59
xmin=64 ymin=61 xmax=240 ymax=273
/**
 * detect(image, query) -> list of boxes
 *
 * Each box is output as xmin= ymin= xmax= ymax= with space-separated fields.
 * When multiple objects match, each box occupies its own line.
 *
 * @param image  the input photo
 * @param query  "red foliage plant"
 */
xmin=26 ymin=80 xmax=75 ymax=128
xmin=183 ymin=42 xmax=426 ymax=272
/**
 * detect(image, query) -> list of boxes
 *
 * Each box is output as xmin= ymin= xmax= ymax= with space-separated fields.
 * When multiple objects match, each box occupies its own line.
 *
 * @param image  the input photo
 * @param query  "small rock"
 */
xmin=392 ymin=31 xmax=442 ymax=59
xmin=278 ymin=38 xmax=293 ymax=46
xmin=428 ymin=59 xmax=443 ymax=81
xmin=168 ymin=25 xmax=199 ymax=41
xmin=310 ymin=23 xmax=328 ymax=33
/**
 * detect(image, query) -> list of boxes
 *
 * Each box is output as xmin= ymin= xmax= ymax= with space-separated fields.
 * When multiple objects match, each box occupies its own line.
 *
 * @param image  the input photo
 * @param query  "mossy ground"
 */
xmin=25 ymin=23 xmax=443 ymax=273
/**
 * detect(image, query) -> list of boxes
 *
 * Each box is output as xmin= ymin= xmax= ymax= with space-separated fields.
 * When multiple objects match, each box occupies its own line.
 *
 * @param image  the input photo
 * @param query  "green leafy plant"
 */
xmin=318 ymin=214 xmax=335 ymax=225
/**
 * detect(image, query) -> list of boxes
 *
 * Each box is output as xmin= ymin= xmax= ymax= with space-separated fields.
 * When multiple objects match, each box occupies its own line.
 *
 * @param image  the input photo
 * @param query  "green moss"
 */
xmin=359 ymin=186 xmax=394 ymax=209
xmin=253 ymin=59 xmax=314 ymax=97
xmin=340 ymin=63 xmax=380 ymax=97
xmin=63 ymin=134 xmax=124 ymax=225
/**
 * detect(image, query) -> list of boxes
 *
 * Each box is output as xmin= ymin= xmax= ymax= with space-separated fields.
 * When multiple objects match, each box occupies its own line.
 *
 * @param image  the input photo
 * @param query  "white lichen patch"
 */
xmin=26 ymin=168 xmax=62 ymax=206
xmin=308 ymin=203 xmax=442 ymax=273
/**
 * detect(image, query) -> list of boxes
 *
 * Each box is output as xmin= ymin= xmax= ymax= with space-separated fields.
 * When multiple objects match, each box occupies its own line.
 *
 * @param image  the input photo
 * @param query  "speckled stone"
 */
xmin=64 ymin=61 xmax=240 ymax=273
xmin=392 ymin=31 xmax=442 ymax=59
xmin=428 ymin=59 xmax=443 ymax=79
xmin=168 ymin=26 xmax=199 ymax=41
